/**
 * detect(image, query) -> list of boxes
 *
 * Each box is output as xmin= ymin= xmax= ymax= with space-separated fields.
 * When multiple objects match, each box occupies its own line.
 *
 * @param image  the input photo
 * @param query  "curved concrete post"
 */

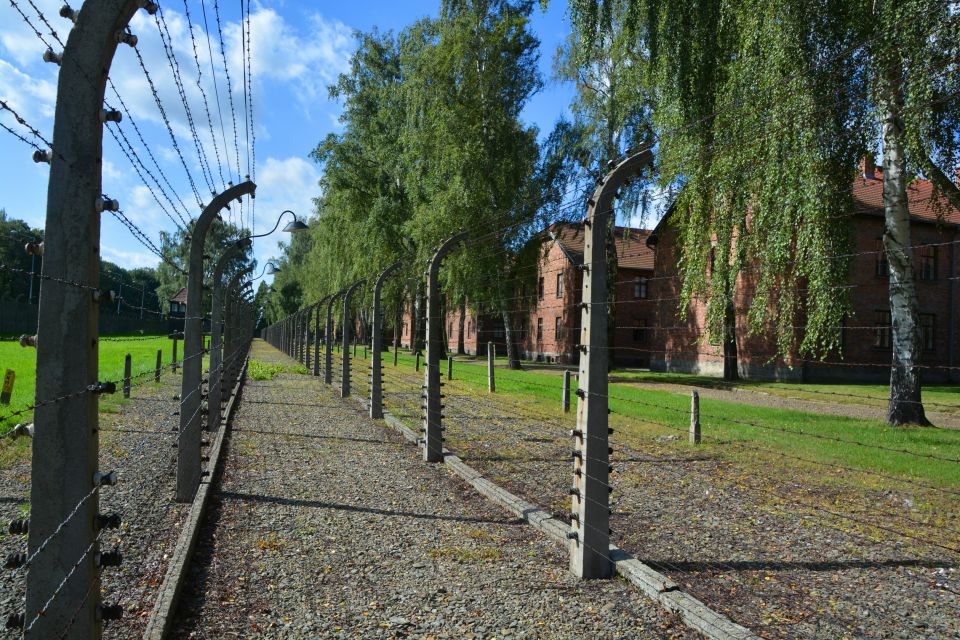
xmin=209 ymin=240 xmax=250 ymax=432
xmin=341 ymin=280 xmax=365 ymax=397
xmin=178 ymin=181 xmax=256 ymax=503
xmin=570 ymin=146 xmax=654 ymax=579
xmin=423 ymin=233 xmax=467 ymax=462
xmin=325 ymin=289 xmax=347 ymax=384
xmin=313 ymin=296 xmax=331 ymax=376
xmin=302 ymin=307 xmax=311 ymax=367
xmin=26 ymin=2 xmax=165 ymax=635
xmin=223 ymin=266 xmax=253 ymax=394
xmin=371 ymin=262 xmax=401 ymax=419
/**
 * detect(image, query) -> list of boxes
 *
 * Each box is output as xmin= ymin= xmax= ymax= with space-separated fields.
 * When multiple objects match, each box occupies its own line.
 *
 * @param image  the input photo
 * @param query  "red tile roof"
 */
xmin=648 ymin=164 xmax=960 ymax=247
xmin=853 ymin=165 xmax=960 ymax=226
xmin=547 ymin=222 xmax=655 ymax=270
xmin=169 ymin=287 xmax=187 ymax=303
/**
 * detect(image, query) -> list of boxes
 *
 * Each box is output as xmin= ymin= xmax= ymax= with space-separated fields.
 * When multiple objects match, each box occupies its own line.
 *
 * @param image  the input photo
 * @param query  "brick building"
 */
xmin=646 ymin=158 xmax=960 ymax=382
xmin=516 ymin=222 xmax=657 ymax=366
xmin=399 ymin=300 xmax=505 ymax=356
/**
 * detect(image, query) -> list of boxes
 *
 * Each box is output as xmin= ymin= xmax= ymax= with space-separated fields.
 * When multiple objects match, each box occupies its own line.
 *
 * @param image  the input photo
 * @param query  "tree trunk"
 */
xmin=412 ymin=281 xmax=424 ymax=354
xmin=722 ymin=298 xmax=739 ymax=381
xmin=881 ymin=66 xmax=930 ymax=426
xmin=500 ymin=306 xmax=521 ymax=369
xmin=457 ymin=296 xmax=466 ymax=355
xmin=393 ymin=293 xmax=402 ymax=354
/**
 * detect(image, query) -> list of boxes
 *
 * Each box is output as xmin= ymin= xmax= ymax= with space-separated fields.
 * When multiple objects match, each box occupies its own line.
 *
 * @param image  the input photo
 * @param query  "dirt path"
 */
xmin=169 ymin=341 xmax=694 ymax=639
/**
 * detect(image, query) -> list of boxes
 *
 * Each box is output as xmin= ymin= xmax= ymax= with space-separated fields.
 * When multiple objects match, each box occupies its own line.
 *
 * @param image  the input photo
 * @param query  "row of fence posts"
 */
xmin=14 ymin=0 xmax=261 ymax=631
xmin=261 ymin=143 xmax=654 ymax=582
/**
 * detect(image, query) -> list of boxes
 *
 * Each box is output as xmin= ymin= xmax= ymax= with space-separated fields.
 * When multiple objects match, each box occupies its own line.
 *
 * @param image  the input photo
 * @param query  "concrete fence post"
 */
xmin=24 ymin=2 xmax=171 ymax=635
xmin=313 ymin=299 xmax=326 ymax=377
xmin=488 ymin=343 xmax=496 ymax=393
xmin=178 ymin=182 xmax=256 ymax=504
xmin=155 ymin=349 xmax=162 ymax=383
xmin=325 ymin=291 xmax=345 ymax=385
xmin=217 ymin=266 xmax=251 ymax=428
xmin=209 ymin=242 xmax=248 ymax=433
xmin=569 ymin=146 xmax=653 ymax=579
xmin=304 ymin=308 xmax=312 ymax=369
xmin=690 ymin=391 xmax=701 ymax=445
xmin=562 ymin=369 xmax=571 ymax=413
xmin=423 ymin=232 xmax=467 ymax=463
xmin=371 ymin=262 xmax=400 ymax=420
xmin=123 ymin=354 xmax=132 ymax=398
xmin=341 ymin=280 xmax=364 ymax=397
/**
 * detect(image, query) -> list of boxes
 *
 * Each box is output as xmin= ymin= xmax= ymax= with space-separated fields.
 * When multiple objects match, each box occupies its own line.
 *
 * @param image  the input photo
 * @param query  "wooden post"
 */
xmin=415 ymin=351 xmax=421 ymax=372
xmin=123 ymin=354 xmax=131 ymax=398
xmin=562 ymin=369 xmax=571 ymax=413
xmin=155 ymin=349 xmax=162 ymax=382
xmin=487 ymin=343 xmax=496 ymax=393
xmin=447 ymin=356 xmax=453 ymax=380
xmin=690 ymin=390 xmax=701 ymax=445
xmin=172 ymin=336 xmax=179 ymax=373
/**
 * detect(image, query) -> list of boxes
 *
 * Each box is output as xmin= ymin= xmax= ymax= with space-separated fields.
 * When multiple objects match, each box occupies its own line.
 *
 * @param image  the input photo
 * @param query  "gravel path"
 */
xmin=372 ymin=355 xmax=960 ymax=639
xmin=170 ymin=341 xmax=695 ymax=640
xmin=0 ymin=361 xmax=194 ymax=639
xmin=614 ymin=380 xmax=960 ymax=430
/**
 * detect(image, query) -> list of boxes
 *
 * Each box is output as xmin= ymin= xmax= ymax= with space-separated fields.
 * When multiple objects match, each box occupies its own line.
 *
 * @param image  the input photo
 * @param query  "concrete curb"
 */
xmin=364 ymin=399 xmax=757 ymax=640
xmin=143 ymin=355 xmax=250 ymax=640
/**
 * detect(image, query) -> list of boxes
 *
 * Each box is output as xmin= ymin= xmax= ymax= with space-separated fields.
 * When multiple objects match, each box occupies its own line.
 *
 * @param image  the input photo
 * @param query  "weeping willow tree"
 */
xmin=400 ymin=0 xmax=544 ymax=369
xmin=569 ymin=0 xmax=959 ymax=425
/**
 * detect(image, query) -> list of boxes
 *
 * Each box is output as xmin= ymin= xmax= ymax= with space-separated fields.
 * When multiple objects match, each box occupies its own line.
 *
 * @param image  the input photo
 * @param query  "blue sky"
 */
xmin=0 ymin=0 xmax=574 ymax=292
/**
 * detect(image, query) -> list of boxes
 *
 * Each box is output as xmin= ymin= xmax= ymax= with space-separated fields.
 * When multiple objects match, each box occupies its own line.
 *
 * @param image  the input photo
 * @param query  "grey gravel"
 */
xmin=0 ymin=365 xmax=191 ymax=639
xmin=170 ymin=341 xmax=695 ymax=639
xmin=375 ymin=355 xmax=960 ymax=640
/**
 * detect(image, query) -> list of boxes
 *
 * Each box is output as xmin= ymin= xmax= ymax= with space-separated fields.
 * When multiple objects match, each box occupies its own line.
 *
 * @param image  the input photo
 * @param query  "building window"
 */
xmin=920 ymin=314 xmax=935 ymax=351
xmin=536 ymin=317 xmax=543 ymax=341
xmin=448 ymin=323 xmax=453 ymax=335
xmin=467 ymin=320 xmax=473 ymax=337
xmin=875 ymin=238 xmax=888 ymax=277
xmin=918 ymin=245 xmax=937 ymax=281
xmin=556 ymin=273 xmax=563 ymax=298
xmin=633 ymin=277 xmax=648 ymax=299
xmin=402 ymin=322 xmax=408 ymax=337
xmin=555 ymin=316 xmax=563 ymax=340
xmin=873 ymin=310 xmax=891 ymax=349
xmin=538 ymin=277 xmax=544 ymax=300
xmin=632 ymin=318 xmax=648 ymax=343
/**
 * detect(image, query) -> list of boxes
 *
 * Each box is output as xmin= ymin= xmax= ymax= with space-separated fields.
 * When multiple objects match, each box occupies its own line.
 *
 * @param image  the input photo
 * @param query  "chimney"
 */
xmin=860 ymin=154 xmax=876 ymax=180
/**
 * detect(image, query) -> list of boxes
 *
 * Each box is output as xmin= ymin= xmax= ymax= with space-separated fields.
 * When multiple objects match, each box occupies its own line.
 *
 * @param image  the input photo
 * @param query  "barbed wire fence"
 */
xmin=263 ymin=146 xmax=960 ymax=639
xmin=0 ymin=0 xmax=261 ymax=637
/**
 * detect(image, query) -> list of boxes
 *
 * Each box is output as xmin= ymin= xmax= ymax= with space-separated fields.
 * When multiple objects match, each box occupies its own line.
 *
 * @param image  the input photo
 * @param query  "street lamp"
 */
xmin=250 ymin=261 xmax=281 ymax=282
xmin=249 ymin=209 xmax=308 ymax=239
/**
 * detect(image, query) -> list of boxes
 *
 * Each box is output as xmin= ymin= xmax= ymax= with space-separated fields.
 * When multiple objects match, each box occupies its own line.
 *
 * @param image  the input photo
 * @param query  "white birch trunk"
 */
xmin=881 ymin=66 xmax=930 ymax=425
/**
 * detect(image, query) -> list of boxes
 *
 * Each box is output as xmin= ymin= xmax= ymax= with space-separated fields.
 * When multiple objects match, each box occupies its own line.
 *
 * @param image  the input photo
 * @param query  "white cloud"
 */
xmin=249 ymin=154 xmax=321 ymax=265
xmin=101 ymin=244 xmax=160 ymax=268
xmin=0 ymin=59 xmax=56 ymax=123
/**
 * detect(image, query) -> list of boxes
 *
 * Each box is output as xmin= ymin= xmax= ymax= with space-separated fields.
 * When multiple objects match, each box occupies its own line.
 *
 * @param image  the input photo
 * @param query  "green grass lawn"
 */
xmin=0 ymin=335 xmax=177 ymax=433
xmin=386 ymin=351 xmax=960 ymax=488
xmin=608 ymin=370 xmax=960 ymax=414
